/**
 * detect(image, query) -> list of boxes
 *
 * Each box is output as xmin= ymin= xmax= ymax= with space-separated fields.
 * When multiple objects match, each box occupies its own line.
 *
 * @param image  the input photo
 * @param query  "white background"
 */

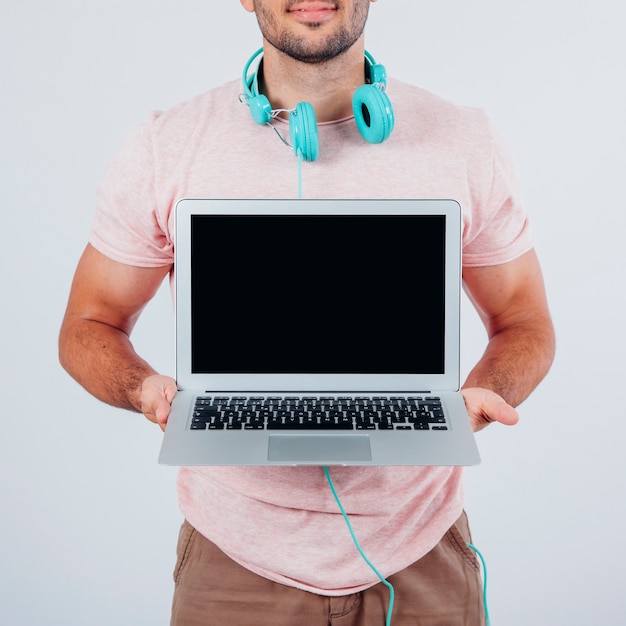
xmin=1 ymin=1 xmax=624 ymax=624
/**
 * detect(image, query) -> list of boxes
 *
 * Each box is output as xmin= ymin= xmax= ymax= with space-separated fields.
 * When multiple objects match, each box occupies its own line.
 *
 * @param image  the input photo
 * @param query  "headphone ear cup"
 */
xmin=289 ymin=102 xmax=319 ymax=162
xmin=247 ymin=93 xmax=273 ymax=125
xmin=352 ymin=85 xmax=395 ymax=144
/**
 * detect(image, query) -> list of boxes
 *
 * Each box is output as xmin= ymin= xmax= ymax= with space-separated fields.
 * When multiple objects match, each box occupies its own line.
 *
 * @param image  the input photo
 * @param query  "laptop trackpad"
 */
xmin=268 ymin=435 xmax=372 ymax=464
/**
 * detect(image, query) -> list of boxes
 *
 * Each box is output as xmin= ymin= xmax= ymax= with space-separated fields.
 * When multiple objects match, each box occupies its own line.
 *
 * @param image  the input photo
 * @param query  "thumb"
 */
xmin=140 ymin=375 xmax=177 ymax=430
xmin=462 ymin=387 xmax=519 ymax=432
xmin=489 ymin=393 xmax=519 ymax=426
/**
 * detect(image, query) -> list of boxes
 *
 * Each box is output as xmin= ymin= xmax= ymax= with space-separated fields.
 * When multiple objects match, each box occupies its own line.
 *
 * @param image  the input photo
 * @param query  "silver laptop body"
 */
xmin=158 ymin=198 xmax=480 ymax=466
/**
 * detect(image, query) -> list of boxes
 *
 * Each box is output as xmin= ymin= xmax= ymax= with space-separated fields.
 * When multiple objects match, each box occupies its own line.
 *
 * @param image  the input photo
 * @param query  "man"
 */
xmin=59 ymin=1 xmax=555 ymax=624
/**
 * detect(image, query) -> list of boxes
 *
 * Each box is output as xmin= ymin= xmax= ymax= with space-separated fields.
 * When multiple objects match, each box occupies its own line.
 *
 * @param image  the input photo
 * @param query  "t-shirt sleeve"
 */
xmin=461 ymin=116 xmax=533 ymax=267
xmin=89 ymin=119 xmax=173 ymax=267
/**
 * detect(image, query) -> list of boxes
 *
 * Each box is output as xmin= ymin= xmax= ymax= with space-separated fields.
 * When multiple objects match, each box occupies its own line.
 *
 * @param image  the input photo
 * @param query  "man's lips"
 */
xmin=288 ymin=2 xmax=337 ymax=21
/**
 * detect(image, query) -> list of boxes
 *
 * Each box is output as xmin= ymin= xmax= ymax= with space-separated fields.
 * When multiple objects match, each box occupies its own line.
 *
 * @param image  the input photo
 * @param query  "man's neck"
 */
xmin=258 ymin=39 xmax=367 ymax=123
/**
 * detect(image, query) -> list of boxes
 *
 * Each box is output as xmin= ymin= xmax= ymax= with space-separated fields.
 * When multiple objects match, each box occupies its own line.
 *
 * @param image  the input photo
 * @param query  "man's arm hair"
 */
xmin=462 ymin=248 xmax=556 ymax=407
xmin=59 ymin=244 xmax=172 ymax=413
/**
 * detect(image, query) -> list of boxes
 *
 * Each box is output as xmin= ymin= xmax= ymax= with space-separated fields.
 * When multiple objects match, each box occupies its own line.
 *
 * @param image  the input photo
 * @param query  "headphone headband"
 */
xmin=242 ymin=47 xmax=264 ymax=98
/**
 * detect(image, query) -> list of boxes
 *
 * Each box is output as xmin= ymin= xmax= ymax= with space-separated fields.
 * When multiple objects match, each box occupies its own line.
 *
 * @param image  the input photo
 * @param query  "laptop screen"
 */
xmin=190 ymin=214 xmax=445 ymax=375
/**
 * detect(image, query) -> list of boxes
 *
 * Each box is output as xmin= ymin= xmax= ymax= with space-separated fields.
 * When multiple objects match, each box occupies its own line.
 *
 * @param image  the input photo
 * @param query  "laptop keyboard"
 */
xmin=190 ymin=396 xmax=448 ymax=431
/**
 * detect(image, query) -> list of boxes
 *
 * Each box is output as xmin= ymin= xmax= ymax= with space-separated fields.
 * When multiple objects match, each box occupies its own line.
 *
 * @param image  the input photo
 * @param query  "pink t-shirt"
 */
xmin=91 ymin=78 xmax=532 ymax=595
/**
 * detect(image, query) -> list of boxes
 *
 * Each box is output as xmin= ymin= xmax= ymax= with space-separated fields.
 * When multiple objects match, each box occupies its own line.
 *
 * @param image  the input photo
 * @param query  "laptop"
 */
xmin=158 ymin=198 xmax=480 ymax=466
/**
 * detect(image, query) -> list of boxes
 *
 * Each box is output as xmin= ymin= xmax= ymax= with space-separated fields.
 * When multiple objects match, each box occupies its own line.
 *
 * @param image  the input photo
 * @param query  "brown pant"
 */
xmin=171 ymin=511 xmax=485 ymax=626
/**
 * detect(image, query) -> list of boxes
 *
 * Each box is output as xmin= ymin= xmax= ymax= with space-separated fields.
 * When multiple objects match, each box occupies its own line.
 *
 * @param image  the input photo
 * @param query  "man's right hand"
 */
xmin=141 ymin=375 xmax=178 ymax=431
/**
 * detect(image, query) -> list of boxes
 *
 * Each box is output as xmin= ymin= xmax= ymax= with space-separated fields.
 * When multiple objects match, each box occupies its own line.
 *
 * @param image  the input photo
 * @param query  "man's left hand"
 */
xmin=461 ymin=387 xmax=520 ymax=432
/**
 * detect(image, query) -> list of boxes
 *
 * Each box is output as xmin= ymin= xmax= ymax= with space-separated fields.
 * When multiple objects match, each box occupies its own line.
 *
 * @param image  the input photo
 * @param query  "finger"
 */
xmin=490 ymin=397 xmax=519 ymax=426
xmin=153 ymin=397 xmax=170 ymax=428
xmin=462 ymin=387 xmax=519 ymax=432
xmin=140 ymin=376 xmax=177 ymax=428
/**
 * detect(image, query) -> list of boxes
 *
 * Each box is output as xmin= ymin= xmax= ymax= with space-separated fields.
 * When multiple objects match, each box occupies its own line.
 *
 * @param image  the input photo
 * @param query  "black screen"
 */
xmin=190 ymin=214 xmax=445 ymax=374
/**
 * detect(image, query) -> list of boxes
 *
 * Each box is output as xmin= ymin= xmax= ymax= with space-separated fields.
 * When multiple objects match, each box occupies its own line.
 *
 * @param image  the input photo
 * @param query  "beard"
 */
xmin=254 ymin=1 xmax=371 ymax=63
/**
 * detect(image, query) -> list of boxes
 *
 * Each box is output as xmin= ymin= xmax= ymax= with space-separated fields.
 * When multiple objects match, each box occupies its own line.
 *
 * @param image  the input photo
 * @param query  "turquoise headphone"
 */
xmin=241 ymin=47 xmax=395 ymax=162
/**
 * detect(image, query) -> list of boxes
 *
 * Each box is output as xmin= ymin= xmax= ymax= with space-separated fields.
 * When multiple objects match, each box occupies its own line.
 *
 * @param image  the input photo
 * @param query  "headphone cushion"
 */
xmin=352 ymin=85 xmax=395 ymax=144
xmin=289 ymin=102 xmax=319 ymax=162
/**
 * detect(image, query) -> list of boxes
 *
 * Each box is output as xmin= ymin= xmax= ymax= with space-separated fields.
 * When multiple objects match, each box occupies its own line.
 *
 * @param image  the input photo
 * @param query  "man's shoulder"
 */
xmin=388 ymin=78 xmax=488 ymax=122
xmin=147 ymin=79 xmax=242 ymax=130
xmin=387 ymin=77 xmax=495 ymax=145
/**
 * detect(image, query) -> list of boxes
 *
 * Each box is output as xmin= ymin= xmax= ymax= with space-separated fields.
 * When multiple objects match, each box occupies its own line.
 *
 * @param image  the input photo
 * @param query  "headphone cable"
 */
xmin=323 ymin=466 xmax=395 ymax=626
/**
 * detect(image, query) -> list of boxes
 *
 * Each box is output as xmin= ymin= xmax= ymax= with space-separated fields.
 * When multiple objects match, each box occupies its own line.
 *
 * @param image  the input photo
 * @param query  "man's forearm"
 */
xmin=462 ymin=319 xmax=555 ymax=408
xmin=59 ymin=318 xmax=157 ymax=413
